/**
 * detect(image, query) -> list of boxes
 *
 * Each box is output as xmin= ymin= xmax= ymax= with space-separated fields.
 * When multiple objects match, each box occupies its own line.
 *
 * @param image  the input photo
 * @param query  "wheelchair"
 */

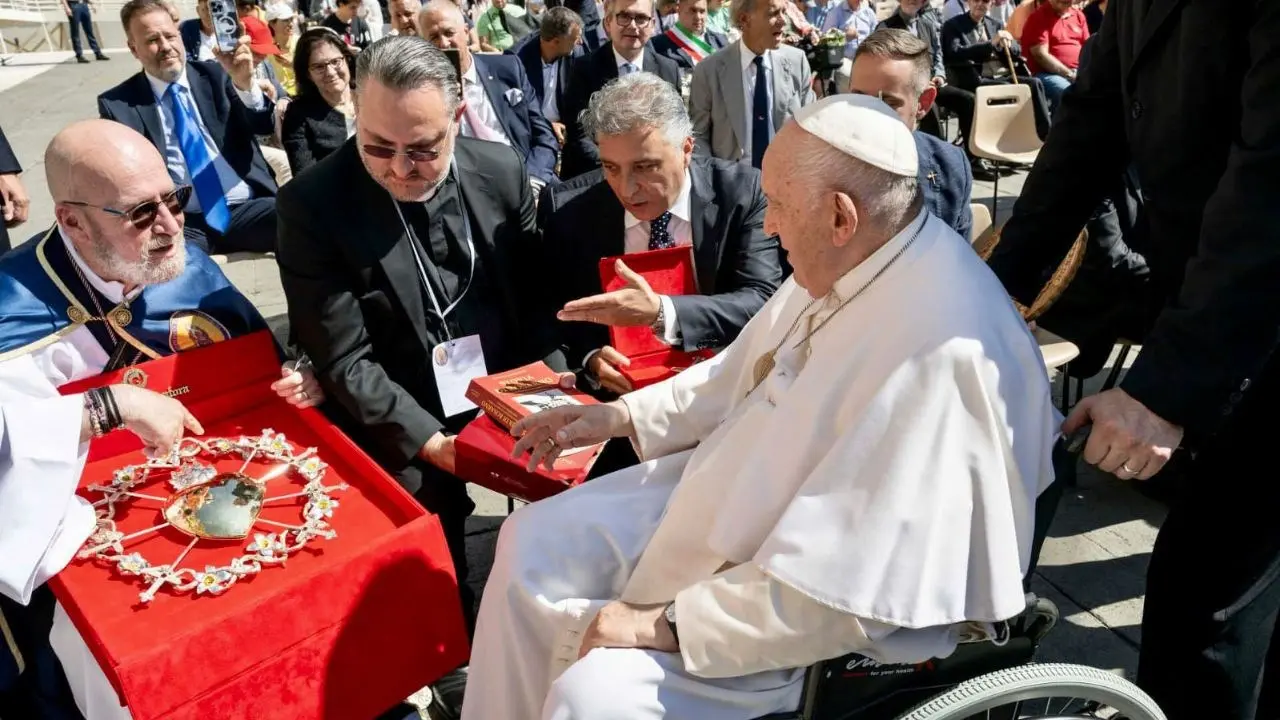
xmin=759 ymin=441 xmax=1164 ymax=720
xmin=760 ymin=594 xmax=1164 ymax=720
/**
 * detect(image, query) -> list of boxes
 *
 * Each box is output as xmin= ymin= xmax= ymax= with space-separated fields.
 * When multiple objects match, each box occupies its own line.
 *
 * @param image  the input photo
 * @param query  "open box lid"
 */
xmin=49 ymin=331 xmax=471 ymax=719
xmin=598 ymin=245 xmax=698 ymax=359
xmin=58 ymin=330 xmax=283 ymax=462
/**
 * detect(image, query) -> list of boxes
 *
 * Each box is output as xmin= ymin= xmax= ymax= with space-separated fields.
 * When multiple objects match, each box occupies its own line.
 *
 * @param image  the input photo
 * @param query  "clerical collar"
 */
xmin=56 ymin=225 xmax=144 ymax=305
xmin=623 ymin=168 xmax=693 ymax=229
xmin=824 ymin=208 xmax=928 ymax=304
xmin=613 ymin=47 xmax=644 ymax=72
xmin=145 ymin=66 xmax=191 ymax=102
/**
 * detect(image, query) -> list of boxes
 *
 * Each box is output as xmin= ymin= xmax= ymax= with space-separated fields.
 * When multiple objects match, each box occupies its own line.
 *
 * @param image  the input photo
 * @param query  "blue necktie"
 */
xmin=166 ymin=83 xmax=230 ymax=233
xmin=751 ymin=55 xmax=770 ymax=169
xmin=620 ymin=62 xmax=637 ymax=76
xmin=648 ymin=211 xmax=674 ymax=250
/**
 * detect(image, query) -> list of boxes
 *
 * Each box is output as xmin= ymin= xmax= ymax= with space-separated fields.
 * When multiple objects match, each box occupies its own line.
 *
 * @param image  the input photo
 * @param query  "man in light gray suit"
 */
xmin=688 ymin=0 xmax=815 ymax=166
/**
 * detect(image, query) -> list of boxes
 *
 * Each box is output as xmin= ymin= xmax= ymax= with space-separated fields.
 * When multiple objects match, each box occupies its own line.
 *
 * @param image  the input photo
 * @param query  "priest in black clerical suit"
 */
xmin=277 ymin=111 xmax=563 ymax=635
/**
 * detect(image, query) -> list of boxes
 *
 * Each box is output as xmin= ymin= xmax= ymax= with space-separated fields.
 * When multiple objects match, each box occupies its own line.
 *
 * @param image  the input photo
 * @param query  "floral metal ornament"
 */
xmin=79 ymin=429 xmax=348 ymax=603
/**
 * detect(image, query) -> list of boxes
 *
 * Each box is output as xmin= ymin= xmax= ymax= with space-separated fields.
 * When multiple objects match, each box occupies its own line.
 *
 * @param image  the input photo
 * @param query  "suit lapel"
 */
xmin=688 ymin=162 xmax=719 ymax=294
xmin=187 ymin=67 xmax=224 ymax=146
xmin=601 ymin=185 xmax=627 ymax=259
xmin=353 ymin=148 xmax=434 ymax=353
xmin=130 ymin=73 xmax=165 ymax=145
xmin=719 ymin=44 xmax=747 ymax=154
xmin=1128 ymin=0 xmax=1188 ymax=86
xmin=473 ymin=58 xmax=518 ymax=139
xmin=770 ymin=49 xmax=790 ymax=131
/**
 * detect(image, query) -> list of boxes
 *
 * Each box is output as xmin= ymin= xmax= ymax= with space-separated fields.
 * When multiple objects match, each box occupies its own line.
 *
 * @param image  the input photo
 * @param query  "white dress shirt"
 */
xmin=196 ymin=30 xmax=217 ymax=61
xmin=586 ymin=168 xmax=693 ymax=376
xmin=145 ymin=69 xmax=265 ymax=213
xmin=614 ymin=48 xmax=645 ymax=75
xmin=460 ymin=61 xmax=513 ymax=146
xmin=738 ymin=42 xmax=774 ymax=158
xmin=541 ymin=57 xmax=561 ymax=122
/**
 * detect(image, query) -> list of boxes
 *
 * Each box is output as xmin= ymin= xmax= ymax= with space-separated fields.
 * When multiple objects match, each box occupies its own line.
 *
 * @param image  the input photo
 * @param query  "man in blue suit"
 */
xmin=850 ymin=29 xmax=972 ymax=240
xmin=98 ymin=0 xmax=278 ymax=255
xmin=421 ymin=0 xmax=561 ymax=188
xmin=648 ymin=0 xmax=727 ymax=71
xmin=508 ymin=7 xmax=585 ymax=145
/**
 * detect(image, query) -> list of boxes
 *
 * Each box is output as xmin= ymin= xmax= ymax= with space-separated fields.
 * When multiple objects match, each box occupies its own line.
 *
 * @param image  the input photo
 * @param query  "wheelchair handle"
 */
xmin=1063 ymin=425 xmax=1092 ymax=455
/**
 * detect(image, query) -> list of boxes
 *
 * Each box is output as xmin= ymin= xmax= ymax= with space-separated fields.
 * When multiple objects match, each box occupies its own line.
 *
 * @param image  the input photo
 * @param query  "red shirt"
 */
xmin=1021 ymin=4 xmax=1090 ymax=75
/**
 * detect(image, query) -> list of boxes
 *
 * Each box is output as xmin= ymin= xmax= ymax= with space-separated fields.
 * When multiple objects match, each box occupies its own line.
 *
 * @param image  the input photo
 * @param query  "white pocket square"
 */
xmin=504 ymin=88 xmax=524 ymax=106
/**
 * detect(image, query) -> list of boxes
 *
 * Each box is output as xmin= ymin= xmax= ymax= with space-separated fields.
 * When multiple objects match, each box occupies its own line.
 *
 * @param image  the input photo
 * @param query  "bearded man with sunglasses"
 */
xmin=276 ymin=35 xmax=574 ymax=718
xmin=0 ymin=120 xmax=324 ymax=720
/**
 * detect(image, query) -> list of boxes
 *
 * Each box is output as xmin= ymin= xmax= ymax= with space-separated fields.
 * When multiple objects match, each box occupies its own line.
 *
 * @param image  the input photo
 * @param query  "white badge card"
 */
xmin=431 ymin=335 xmax=489 ymax=417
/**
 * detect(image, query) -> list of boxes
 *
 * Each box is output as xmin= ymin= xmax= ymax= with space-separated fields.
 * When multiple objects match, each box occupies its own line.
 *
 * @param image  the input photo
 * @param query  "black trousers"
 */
xmin=1136 ymin=362 xmax=1280 ymax=719
xmin=182 ymin=197 xmax=277 ymax=255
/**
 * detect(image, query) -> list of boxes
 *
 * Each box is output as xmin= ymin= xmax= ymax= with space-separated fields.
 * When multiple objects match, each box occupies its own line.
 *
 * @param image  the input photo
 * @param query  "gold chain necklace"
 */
xmin=749 ymin=218 xmax=926 ymax=394
xmin=67 ymin=253 xmax=135 ymax=350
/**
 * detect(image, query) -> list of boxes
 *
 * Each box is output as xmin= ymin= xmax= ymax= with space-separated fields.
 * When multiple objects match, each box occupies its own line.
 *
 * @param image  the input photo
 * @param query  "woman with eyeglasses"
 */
xmin=282 ymin=28 xmax=359 ymax=174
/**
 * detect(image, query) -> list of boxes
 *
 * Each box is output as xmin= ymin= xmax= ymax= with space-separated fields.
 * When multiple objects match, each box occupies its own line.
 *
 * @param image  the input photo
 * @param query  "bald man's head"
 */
xmin=47 ymin=120 xmax=170 ymax=205
xmin=49 ymin=120 xmax=187 ymax=289
xmin=419 ymin=0 xmax=470 ymax=60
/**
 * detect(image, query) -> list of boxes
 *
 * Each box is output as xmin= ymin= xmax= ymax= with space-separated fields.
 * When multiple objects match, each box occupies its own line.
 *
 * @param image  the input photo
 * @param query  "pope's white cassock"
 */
xmin=463 ymin=207 xmax=1062 ymax=718
xmin=0 ymin=228 xmax=265 ymax=720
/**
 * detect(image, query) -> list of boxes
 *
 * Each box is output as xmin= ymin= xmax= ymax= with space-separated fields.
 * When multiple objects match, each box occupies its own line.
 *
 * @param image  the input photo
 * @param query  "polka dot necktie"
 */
xmin=648 ymin=211 xmax=674 ymax=250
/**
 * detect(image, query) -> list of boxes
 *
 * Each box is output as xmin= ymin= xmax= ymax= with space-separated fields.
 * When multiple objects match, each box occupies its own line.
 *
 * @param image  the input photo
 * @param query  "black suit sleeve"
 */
xmin=281 ymin=103 xmax=317 ymax=174
xmin=219 ymin=68 xmax=277 ymax=138
xmin=0 ymin=127 xmax=19 ymax=175
xmin=668 ymin=172 xmax=780 ymax=350
xmin=1117 ymin=3 xmax=1280 ymax=436
xmin=943 ymin=20 xmax=995 ymax=64
xmin=275 ymin=185 xmax=444 ymax=470
xmin=985 ymin=11 xmax=1125 ymax=306
xmin=561 ymin=57 xmax=601 ymax=175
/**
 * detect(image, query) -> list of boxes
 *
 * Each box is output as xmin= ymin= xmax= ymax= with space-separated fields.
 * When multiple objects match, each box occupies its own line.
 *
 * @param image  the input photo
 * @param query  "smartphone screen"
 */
xmin=209 ymin=0 xmax=242 ymax=53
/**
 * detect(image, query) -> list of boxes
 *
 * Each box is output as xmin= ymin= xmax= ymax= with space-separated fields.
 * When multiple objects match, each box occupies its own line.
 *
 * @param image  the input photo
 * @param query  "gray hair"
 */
xmin=539 ymin=6 xmax=583 ymax=41
xmin=791 ymin=133 xmax=921 ymax=235
xmin=730 ymin=0 xmax=760 ymax=29
xmin=580 ymin=72 xmax=692 ymax=147
xmin=354 ymin=35 xmax=461 ymax=112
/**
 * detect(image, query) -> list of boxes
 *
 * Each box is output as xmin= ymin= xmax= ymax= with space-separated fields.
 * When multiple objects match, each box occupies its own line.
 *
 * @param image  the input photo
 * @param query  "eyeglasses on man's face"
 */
xmin=64 ymin=185 xmax=192 ymax=230
xmin=613 ymin=10 xmax=653 ymax=26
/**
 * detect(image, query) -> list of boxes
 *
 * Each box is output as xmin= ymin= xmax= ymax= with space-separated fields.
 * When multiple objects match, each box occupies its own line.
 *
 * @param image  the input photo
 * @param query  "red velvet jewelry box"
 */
xmin=454 ymin=362 xmax=605 ymax=503
xmin=598 ymin=246 xmax=716 ymax=389
xmin=51 ymin=330 xmax=469 ymax=720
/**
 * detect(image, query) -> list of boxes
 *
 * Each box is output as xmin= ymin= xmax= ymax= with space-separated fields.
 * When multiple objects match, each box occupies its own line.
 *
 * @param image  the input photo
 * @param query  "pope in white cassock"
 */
xmin=0 ymin=120 xmax=323 ymax=719
xmin=462 ymin=91 xmax=1062 ymax=719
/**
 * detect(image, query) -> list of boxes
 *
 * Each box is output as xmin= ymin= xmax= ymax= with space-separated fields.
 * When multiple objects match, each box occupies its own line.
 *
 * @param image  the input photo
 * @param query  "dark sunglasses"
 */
xmin=361 ymin=144 xmax=443 ymax=163
xmin=65 ymin=185 xmax=192 ymax=229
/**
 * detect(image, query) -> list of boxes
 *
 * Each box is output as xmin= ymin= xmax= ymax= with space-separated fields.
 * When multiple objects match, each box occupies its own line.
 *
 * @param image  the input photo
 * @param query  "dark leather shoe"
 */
xmin=428 ymin=666 xmax=467 ymax=720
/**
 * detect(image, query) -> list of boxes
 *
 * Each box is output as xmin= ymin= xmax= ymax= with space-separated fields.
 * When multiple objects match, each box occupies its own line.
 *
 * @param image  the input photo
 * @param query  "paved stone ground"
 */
xmin=0 ymin=54 xmax=1159 ymax=714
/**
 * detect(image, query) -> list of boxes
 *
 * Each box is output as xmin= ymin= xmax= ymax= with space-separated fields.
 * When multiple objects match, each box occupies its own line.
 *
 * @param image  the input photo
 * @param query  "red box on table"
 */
xmin=51 ymin=330 xmax=469 ymax=720
xmin=598 ymin=246 xmax=716 ymax=389
xmin=454 ymin=362 xmax=604 ymax=503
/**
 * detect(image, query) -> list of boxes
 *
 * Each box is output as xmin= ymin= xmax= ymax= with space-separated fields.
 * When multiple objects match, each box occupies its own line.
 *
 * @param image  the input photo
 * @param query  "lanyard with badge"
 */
xmin=390 ymin=170 xmax=489 ymax=418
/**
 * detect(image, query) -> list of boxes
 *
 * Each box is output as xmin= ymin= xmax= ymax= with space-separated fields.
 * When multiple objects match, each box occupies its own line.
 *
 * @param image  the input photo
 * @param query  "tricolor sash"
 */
xmin=666 ymin=22 xmax=713 ymax=64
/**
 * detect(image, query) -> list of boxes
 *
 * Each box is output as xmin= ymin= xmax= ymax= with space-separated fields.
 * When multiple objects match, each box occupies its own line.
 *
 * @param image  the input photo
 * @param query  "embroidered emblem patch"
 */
xmin=168 ymin=311 xmax=230 ymax=352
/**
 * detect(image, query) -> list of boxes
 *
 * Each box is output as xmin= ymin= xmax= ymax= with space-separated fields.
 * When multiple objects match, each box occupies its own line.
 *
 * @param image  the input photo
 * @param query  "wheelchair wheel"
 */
xmin=898 ymin=663 xmax=1165 ymax=720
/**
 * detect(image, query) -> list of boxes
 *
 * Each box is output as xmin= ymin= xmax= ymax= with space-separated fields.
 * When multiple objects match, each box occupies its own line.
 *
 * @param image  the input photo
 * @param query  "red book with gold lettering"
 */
xmin=598 ymin=246 xmax=716 ymax=389
xmin=455 ymin=362 xmax=604 ymax=502
xmin=51 ymin=330 xmax=469 ymax=720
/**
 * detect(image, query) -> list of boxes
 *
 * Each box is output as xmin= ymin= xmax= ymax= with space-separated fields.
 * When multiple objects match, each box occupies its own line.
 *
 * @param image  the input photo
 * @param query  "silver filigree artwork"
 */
xmin=79 ymin=429 xmax=348 ymax=603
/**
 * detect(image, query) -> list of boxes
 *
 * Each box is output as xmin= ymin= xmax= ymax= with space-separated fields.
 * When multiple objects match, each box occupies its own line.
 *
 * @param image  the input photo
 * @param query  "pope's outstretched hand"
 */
xmin=510 ymin=400 xmax=633 ymax=471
